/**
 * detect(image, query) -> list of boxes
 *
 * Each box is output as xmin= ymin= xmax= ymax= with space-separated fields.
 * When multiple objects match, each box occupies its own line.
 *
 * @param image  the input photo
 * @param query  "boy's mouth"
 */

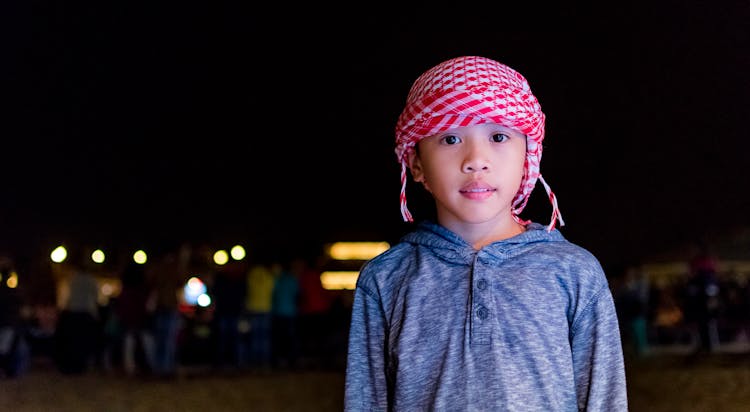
xmin=460 ymin=182 xmax=495 ymax=192
xmin=459 ymin=182 xmax=496 ymax=200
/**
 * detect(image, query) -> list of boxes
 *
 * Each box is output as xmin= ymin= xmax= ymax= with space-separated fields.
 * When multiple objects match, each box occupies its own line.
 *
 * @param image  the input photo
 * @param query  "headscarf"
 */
xmin=394 ymin=56 xmax=564 ymax=231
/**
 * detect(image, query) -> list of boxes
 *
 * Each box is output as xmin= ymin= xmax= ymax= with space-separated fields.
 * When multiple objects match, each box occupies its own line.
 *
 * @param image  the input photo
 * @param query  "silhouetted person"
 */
xmin=685 ymin=242 xmax=720 ymax=354
xmin=0 ymin=258 xmax=30 ymax=377
xmin=116 ymin=261 xmax=156 ymax=376
xmin=271 ymin=258 xmax=300 ymax=369
xmin=150 ymin=246 xmax=187 ymax=378
xmin=211 ymin=260 xmax=246 ymax=370
xmin=243 ymin=262 xmax=276 ymax=370
xmin=618 ymin=264 xmax=651 ymax=356
xmin=55 ymin=252 xmax=100 ymax=374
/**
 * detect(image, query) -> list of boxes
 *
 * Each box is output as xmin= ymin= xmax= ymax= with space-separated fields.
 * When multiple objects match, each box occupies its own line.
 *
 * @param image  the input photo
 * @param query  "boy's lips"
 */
xmin=459 ymin=182 xmax=496 ymax=200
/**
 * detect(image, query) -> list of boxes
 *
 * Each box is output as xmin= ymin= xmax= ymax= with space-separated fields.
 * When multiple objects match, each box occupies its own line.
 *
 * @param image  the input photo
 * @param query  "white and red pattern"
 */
xmin=395 ymin=56 xmax=564 ymax=231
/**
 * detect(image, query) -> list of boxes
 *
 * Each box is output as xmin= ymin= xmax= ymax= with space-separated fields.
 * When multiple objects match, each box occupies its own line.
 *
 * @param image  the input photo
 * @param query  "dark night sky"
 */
xmin=2 ymin=1 xmax=749 ymax=270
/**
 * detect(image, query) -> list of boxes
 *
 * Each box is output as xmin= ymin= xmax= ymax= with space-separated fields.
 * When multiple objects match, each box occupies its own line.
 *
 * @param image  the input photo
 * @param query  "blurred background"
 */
xmin=1 ymin=0 xmax=750 ymax=410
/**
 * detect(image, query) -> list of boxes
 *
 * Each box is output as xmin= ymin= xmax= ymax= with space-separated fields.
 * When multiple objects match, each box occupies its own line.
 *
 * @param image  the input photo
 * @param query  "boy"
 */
xmin=345 ymin=56 xmax=627 ymax=411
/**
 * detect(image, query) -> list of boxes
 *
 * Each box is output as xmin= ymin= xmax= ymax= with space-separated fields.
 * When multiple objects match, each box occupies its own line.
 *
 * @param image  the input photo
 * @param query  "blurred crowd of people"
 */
xmin=9 ymin=237 xmax=750 ymax=380
xmin=0 ymin=244 xmax=352 ymax=379
xmin=614 ymin=244 xmax=750 ymax=357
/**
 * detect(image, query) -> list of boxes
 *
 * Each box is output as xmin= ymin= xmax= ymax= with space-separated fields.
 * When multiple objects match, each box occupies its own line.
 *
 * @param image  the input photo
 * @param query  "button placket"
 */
xmin=470 ymin=254 xmax=491 ymax=345
xmin=476 ymin=305 xmax=489 ymax=320
xmin=477 ymin=278 xmax=488 ymax=290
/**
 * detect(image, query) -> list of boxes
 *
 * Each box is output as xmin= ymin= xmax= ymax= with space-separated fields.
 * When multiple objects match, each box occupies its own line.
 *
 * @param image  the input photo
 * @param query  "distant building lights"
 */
xmin=327 ymin=242 xmax=390 ymax=261
xmin=320 ymin=271 xmax=359 ymax=290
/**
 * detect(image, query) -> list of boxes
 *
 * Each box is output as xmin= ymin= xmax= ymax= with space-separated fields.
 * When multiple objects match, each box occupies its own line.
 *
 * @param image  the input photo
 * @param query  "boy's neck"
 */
xmin=439 ymin=218 xmax=526 ymax=250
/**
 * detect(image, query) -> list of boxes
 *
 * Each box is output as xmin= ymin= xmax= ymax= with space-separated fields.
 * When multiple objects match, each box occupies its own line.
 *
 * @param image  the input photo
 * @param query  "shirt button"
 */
xmin=476 ymin=306 xmax=489 ymax=320
xmin=477 ymin=279 xmax=488 ymax=290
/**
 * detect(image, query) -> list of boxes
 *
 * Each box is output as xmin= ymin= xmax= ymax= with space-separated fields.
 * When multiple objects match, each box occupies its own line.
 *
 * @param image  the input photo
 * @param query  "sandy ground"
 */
xmin=625 ymin=353 xmax=750 ymax=412
xmin=1 ymin=360 xmax=345 ymax=412
xmin=3 ymin=354 xmax=750 ymax=411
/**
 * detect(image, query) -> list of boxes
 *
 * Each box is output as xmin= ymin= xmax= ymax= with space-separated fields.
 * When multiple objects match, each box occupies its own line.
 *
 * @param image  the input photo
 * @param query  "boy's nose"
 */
xmin=462 ymin=161 xmax=489 ymax=173
xmin=462 ymin=148 xmax=490 ymax=173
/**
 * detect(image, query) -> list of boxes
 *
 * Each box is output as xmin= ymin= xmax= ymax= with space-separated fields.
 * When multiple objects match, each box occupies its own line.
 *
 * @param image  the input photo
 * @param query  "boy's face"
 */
xmin=408 ymin=122 xmax=526 ymax=230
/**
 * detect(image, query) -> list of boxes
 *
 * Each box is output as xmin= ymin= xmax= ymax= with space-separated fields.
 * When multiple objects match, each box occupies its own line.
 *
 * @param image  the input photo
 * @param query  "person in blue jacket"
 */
xmin=345 ymin=56 xmax=628 ymax=411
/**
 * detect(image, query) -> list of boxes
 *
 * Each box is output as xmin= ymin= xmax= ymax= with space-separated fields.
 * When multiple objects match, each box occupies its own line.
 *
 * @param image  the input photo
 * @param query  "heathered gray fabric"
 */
xmin=345 ymin=221 xmax=627 ymax=411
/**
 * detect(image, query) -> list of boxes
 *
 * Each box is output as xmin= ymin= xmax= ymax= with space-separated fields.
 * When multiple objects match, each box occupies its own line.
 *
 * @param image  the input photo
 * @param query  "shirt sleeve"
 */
xmin=570 ymin=285 xmax=629 ymax=411
xmin=344 ymin=284 xmax=390 ymax=412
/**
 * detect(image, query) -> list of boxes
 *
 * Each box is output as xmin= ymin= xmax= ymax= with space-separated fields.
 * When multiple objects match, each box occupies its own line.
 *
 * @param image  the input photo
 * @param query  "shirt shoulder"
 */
xmin=518 ymin=237 xmax=610 ymax=299
xmin=355 ymin=241 xmax=418 ymax=299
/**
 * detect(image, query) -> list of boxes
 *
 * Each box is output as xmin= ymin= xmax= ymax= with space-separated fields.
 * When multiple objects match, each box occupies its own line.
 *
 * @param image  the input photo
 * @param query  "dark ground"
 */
xmin=3 ymin=353 xmax=750 ymax=411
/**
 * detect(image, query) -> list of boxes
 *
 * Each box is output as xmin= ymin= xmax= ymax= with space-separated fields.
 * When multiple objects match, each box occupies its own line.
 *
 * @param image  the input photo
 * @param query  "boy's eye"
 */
xmin=491 ymin=133 xmax=510 ymax=143
xmin=442 ymin=135 xmax=461 ymax=145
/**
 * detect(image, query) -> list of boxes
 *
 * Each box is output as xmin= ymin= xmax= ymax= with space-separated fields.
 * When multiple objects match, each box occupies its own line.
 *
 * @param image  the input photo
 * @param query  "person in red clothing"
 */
xmin=295 ymin=256 xmax=332 ymax=369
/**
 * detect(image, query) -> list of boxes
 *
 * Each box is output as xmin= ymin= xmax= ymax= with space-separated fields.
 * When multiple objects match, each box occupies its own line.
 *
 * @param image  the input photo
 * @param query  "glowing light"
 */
xmin=91 ymin=249 xmax=106 ymax=264
xmin=320 ymin=271 xmax=359 ymax=290
xmin=213 ymin=250 xmax=229 ymax=265
xmin=184 ymin=276 xmax=207 ymax=305
xmin=133 ymin=250 xmax=148 ymax=264
xmin=51 ymin=246 xmax=67 ymax=263
xmin=187 ymin=276 xmax=203 ymax=291
xmin=6 ymin=271 xmax=18 ymax=288
xmin=197 ymin=293 xmax=212 ymax=307
xmin=230 ymin=245 xmax=246 ymax=261
xmin=327 ymin=242 xmax=390 ymax=261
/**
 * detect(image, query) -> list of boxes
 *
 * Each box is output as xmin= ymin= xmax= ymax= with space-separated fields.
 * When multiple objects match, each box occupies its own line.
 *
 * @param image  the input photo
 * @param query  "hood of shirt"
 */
xmin=399 ymin=220 xmax=568 ymax=266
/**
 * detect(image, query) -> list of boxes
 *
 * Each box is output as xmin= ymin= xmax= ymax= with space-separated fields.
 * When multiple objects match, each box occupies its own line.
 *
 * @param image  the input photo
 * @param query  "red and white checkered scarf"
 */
xmin=395 ymin=56 xmax=564 ymax=231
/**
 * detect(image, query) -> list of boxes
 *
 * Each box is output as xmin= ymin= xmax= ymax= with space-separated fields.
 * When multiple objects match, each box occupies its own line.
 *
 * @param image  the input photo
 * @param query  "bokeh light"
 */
xmin=91 ymin=249 xmax=106 ymax=264
xmin=184 ymin=276 xmax=207 ymax=305
xmin=213 ymin=250 xmax=229 ymax=265
xmin=230 ymin=245 xmax=246 ymax=260
xmin=6 ymin=271 xmax=18 ymax=288
xmin=133 ymin=250 xmax=148 ymax=264
xmin=50 ymin=245 xmax=67 ymax=263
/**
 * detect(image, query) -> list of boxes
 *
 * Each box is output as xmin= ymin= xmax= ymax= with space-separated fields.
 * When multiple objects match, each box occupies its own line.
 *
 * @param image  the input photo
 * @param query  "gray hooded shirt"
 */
xmin=345 ymin=221 xmax=627 ymax=411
